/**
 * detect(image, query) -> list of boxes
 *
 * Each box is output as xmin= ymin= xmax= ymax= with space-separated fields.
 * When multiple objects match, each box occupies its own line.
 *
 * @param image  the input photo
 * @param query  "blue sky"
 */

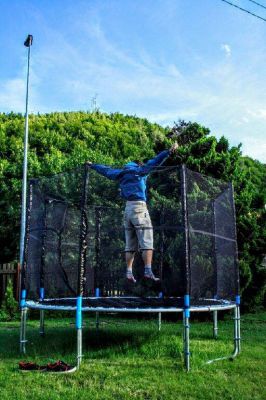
xmin=0 ymin=0 xmax=266 ymax=162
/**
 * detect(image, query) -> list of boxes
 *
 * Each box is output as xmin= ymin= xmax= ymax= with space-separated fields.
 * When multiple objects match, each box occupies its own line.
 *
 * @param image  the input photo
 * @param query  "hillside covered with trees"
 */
xmin=0 ymin=111 xmax=265 ymax=309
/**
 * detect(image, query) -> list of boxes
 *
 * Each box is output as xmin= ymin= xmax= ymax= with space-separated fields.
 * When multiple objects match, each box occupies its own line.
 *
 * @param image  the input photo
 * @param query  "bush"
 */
xmin=0 ymin=279 xmax=19 ymax=321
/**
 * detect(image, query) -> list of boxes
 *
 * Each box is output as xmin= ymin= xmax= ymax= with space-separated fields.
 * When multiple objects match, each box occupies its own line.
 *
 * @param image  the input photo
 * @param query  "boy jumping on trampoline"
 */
xmin=87 ymin=142 xmax=178 ymax=283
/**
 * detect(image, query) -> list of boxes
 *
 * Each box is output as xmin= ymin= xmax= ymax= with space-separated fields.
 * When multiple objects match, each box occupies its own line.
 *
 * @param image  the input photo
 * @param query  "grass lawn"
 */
xmin=0 ymin=311 xmax=265 ymax=400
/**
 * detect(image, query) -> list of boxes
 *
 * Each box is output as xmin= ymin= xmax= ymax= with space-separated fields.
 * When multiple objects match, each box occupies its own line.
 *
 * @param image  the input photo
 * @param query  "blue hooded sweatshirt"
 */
xmin=90 ymin=150 xmax=170 ymax=202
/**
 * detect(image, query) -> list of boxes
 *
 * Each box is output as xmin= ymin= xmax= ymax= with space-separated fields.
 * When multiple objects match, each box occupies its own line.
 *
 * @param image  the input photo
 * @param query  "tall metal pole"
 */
xmin=181 ymin=165 xmax=191 ymax=372
xmin=19 ymin=35 xmax=33 ymax=275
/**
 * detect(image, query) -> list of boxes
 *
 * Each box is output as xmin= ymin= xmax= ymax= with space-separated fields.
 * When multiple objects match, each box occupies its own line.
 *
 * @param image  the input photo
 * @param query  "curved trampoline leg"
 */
xmin=20 ymin=308 xmax=28 ymax=354
xmin=231 ymin=305 xmax=241 ymax=359
xmin=237 ymin=305 xmax=241 ymax=353
xmin=206 ymin=305 xmax=240 ymax=364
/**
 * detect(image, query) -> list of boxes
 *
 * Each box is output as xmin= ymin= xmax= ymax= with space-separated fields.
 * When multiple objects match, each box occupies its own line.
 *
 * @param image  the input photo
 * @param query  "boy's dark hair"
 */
xmin=133 ymin=160 xmax=144 ymax=166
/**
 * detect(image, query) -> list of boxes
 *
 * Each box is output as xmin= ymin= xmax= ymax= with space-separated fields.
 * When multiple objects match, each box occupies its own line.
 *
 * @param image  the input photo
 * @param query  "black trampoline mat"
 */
xmin=36 ymin=297 xmax=235 ymax=309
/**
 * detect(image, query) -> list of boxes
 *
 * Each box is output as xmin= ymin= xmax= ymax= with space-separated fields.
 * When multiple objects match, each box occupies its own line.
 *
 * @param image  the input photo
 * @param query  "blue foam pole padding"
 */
xmin=185 ymin=308 xmax=190 ymax=318
xmin=184 ymin=294 xmax=190 ymax=308
xmin=39 ymin=287 xmax=45 ymax=300
xmin=76 ymin=296 xmax=83 ymax=329
xmin=184 ymin=295 xmax=190 ymax=317
xmin=20 ymin=289 xmax=27 ymax=308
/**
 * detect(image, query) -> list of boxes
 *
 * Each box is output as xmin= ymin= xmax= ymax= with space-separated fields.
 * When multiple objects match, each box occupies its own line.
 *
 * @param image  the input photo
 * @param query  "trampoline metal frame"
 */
xmin=19 ymin=165 xmax=241 ymax=372
xmin=19 ymin=296 xmax=241 ymax=372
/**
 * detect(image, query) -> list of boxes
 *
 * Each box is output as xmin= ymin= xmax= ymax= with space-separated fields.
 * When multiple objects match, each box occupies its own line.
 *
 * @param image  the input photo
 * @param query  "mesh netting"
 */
xmin=23 ymin=167 xmax=89 ymax=299
xmin=85 ymin=167 xmax=184 ymax=298
xmin=23 ymin=165 xmax=239 ymax=302
xmin=186 ymin=169 xmax=238 ymax=300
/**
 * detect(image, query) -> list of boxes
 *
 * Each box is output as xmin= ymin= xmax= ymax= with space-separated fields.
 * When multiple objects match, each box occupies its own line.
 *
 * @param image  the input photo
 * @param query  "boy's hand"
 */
xmin=170 ymin=142 xmax=179 ymax=154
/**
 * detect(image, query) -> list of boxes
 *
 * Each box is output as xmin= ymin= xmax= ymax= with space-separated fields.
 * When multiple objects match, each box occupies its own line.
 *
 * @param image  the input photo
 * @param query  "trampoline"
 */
xmin=19 ymin=164 xmax=241 ymax=371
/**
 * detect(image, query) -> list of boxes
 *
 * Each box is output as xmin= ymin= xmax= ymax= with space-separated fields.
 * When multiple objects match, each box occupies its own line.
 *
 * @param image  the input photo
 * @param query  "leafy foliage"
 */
xmin=0 ymin=112 xmax=265 ymax=309
xmin=169 ymin=121 xmax=266 ymax=309
xmin=0 ymin=279 xmax=18 ymax=321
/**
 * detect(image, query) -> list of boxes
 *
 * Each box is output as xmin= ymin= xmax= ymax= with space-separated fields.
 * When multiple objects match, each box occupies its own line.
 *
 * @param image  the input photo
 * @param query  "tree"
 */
xmin=168 ymin=120 xmax=266 ymax=309
xmin=0 ymin=113 xmax=265 ymax=309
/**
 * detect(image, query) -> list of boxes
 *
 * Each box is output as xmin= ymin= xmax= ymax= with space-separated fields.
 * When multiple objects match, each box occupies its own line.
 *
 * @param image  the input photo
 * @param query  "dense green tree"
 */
xmin=0 ymin=111 xmax=169 ymax=260
xmin=169 ymin=121 xmax=266 ymax=309
xmin=0 ymin=112 xmax=265 ymax=309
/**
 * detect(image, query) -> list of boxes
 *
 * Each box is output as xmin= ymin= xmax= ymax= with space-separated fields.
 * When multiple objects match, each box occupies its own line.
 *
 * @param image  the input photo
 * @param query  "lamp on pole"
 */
xmin=19 ymin=35 xmax=33 ymax=277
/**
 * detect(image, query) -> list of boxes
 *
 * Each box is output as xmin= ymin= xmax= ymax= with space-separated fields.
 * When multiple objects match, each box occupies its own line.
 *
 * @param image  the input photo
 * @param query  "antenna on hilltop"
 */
xmin=91 ymin=94 xmax=98 ymax=112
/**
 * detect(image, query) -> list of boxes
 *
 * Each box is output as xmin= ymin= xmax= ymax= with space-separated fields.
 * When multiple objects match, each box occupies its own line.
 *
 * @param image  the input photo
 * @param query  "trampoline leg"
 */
xmin=158 ymin=312 xmax=162 ymax=331
xmin=231 ymin=305 xmax=241 ymax=358
xmin=96 ymin=312 xmax=100 ymax=330
xmin=77 ymin=328 xmax=82 ymax=369
xmin=40 ymin=310 xmax=45 ymax=336
xmin=76 ymin=297 xmax=83 ymax=369
xmin=213 ymin=310 xmax=218 ymax=339
xmin=237 ymin=306 xmax=241 ymax=353
xmin=20 ymin=308 xmax=28 ymax=354
xmin=183 ymin=311 xmax=190 ymax=372
xmin=206 ymin=306 xmax=241 ymax=364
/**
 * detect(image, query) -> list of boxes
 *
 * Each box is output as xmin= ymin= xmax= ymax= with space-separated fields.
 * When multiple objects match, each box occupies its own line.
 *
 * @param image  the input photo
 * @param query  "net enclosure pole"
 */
xmin=95 ymin=207 xmax=102 ymax=329
xmin=230 ymin=183 xmax=241 ymax=355
xmin=206 ymin=181 xmax=240 ymax=365
xmin=158 ymin=207 xmax=165 ymax=331
xmin=76 ymin=164 xmax=90 ymax=369
xmin=212 ymin=199 xmax=218 ymax=339
xmin=39 ymin=197 xmax=47 ymax=336
xmin=19 ymin=179 xmax=34 ymax=353
xmin=19 ymin=35 xmax=33 ymax=294
xmin=181 ymin=165 xmax=190 ymax=372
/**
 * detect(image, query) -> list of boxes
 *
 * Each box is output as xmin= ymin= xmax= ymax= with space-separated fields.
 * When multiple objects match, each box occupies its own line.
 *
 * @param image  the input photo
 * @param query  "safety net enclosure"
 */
xmin=22 ymin=164 xmax=239 ymax=305
xmin=20 ymin=163 xmax=241 ymax=371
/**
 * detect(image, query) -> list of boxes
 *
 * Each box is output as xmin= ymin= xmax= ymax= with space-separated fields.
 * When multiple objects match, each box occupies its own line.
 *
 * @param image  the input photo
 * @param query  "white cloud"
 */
xmin=141 ymin=109 xmax=199 ymax=125
xmin=241 ymin=136 xmax=266 ymax=162
xmin=221 ymin=44 xmax=231 ymax=57
xmin=0 ymin=78 xmax=25 ymax=112
xmin=247 ymin=108 xmax=266 ymax=120
xmin=0 ymin=58 xmax=41 ymax=113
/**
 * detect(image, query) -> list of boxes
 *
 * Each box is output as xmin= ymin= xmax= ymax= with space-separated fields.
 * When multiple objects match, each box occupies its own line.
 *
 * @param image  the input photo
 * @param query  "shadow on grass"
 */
xmin=1 ymin=319 xmax=232 ymax=366
xmin=0 ymin=321 xmax=183 ymax=364
xmin=84 ymin=326 xmax=154 ymax=349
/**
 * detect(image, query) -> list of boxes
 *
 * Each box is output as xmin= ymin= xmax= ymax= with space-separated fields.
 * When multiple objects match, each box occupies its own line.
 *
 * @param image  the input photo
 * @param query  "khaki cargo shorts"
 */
xmin=124 ymin=201 xmax=153 ymax=252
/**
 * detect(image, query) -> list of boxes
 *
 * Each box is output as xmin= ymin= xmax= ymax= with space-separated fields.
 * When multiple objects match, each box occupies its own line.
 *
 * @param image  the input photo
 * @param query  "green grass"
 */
xmin=0 ymin=311 xmax=265 ymax=400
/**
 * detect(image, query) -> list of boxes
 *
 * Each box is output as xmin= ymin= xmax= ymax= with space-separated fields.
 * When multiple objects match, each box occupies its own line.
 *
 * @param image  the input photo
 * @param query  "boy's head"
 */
xmin=124 ymin=160 xmax=144 ymax=169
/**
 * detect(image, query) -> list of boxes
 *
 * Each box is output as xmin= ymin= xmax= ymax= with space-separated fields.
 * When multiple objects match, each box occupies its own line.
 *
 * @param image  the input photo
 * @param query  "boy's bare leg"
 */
xmin=125 ymin=252 xmax=136 ymax=282
xmin=142 ymin=250 xmax=153 ymax=266
xmin=125 ymin=251 xmax=135 ymax=270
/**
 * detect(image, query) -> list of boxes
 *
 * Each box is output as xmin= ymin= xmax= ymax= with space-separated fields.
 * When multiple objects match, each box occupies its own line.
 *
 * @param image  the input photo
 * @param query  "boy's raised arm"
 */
xmin=139 ymin=142 xmax=179 ymax=174
xmin=87 ymin=162 xmax=122 ymax=181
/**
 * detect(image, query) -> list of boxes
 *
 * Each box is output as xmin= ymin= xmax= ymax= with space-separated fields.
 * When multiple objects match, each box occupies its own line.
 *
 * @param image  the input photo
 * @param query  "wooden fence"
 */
xmin=0 ymin=263 xmax=20 ymax=304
